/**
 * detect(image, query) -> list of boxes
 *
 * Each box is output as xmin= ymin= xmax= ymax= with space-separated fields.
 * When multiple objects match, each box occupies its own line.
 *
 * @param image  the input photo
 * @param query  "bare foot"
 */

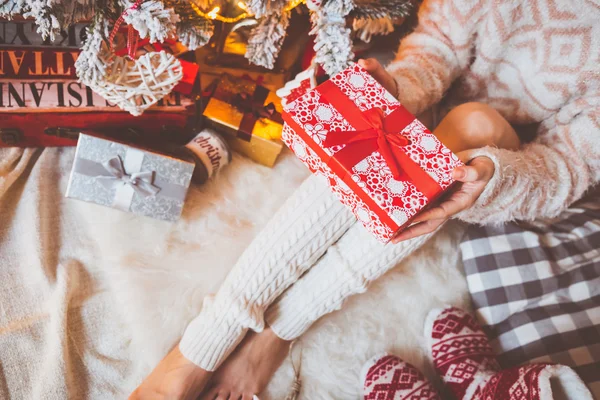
xmin=130 ymin=345 xmax=212 ymax=400
xmin=200 ymin=328 xmax=291 ymax=400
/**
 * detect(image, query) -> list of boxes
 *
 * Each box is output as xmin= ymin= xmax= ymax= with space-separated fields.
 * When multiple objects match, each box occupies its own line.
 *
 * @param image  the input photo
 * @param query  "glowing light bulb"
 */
xmin=237 ymin=1 xmax=247 ymax=10
xmin=207 ymin=6 xmax=220 ymax=19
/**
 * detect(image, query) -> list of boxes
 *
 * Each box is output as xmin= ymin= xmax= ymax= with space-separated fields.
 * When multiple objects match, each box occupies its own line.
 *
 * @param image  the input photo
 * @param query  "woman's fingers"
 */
xmin=391 ymin=218 xmax=445 ymax=243
xmin=452 ymin=162 xmax=491 ymax=182
xmin=412 ymin=190 xmax=475 ymax=223
xmin=358 ymin=58 xmax=398 ymax=97
xmin=452 ymin=155 xmax=495 ymax=182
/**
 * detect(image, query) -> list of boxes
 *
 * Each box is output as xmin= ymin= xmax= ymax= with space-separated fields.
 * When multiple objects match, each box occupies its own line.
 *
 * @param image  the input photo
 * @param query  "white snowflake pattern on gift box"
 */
xmin=282 ymin=124 xmax=397 ymax=241
xmin=304 ymin=123 xmax=329 ymax=145
xmin=350 ymin=152 xmax=426 ymax=227
xmin=401 ymin=120 xmax=460 ymax=190
xmin=331 ymin=65 xmax=398 ymax=113
xmin=283 ymin=65 xmax=462 ymax=241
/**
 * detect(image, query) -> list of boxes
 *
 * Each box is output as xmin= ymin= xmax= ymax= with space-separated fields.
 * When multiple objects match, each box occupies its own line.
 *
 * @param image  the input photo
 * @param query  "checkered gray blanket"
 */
xmin=460 ymin=193 xmax=600 ymax=397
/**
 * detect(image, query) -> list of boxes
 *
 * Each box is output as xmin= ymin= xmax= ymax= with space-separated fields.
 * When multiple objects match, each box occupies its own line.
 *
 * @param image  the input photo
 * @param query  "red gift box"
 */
xmin=281 ymin=64 xmax=463 ymax=242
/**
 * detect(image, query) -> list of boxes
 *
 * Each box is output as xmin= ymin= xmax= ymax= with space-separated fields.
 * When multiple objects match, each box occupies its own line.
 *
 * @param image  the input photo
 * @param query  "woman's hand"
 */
xmin=357 ymin=58 xmax=496 ymax=242
xmin=391 ymin=154 xmax=495 ymax=243
xmin=358 ymin=58 xmax=398 ymax=97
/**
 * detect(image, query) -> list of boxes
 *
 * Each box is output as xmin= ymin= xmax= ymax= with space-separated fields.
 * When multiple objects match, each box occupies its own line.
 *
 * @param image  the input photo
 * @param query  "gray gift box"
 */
xmin=66 ymin=133 xmax=195 ymax=222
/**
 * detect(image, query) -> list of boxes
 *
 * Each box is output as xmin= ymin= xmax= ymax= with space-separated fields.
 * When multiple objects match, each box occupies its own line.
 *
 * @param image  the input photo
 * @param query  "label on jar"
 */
xmin=185 ymin=130 xmax=230 ymax=178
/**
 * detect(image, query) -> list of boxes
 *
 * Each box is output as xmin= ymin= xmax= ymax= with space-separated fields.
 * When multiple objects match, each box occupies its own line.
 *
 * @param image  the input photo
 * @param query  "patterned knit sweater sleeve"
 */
xmin=458 ymin=105 xmax=600 ymax=224
xmin=386 ymin=0 xmax=490 ymax=115
xmin=386 ymin=0 xmax=600 ymax=224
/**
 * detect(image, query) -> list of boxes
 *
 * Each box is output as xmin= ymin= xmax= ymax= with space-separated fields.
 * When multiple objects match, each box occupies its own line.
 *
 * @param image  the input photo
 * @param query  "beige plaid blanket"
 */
xmin=0 ymin=149 xmax=132 ymax=398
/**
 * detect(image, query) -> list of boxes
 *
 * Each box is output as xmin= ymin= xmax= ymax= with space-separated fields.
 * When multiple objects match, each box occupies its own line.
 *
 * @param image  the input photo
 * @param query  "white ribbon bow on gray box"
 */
xmin=96 ymin=156 xmax=161 ymax=210
xmin=65 ymin=133 xmax=194 ymax=222
xmin=71 ymin=148 xmax=189 ymax=214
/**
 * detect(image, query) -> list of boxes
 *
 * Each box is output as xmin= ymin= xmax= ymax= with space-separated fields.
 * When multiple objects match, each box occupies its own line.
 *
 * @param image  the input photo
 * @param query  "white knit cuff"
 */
xmin=179 ymin=303 xmax=247 ymax=371
xmin=265 ymin=249 xmax=355 ymax=341
xmin=537 ymin=364 xmax=593 ymax=400
xmin=454 ymin=146 xmax=503 ymax=224
xmin=265 ymin=297 xmax=312 ymax=341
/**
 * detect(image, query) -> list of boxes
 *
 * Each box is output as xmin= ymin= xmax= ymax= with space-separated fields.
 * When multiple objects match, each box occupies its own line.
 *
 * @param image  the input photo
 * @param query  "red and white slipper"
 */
xmin=425 ymin=307 xmax=500 ymax=400
xmin=361 ymin=354 xmax=441 ymax=400
xmin=426 ymin=307 xmax=593 ymax=400
xmin=478 ymin=363 xmax=593 ymax=400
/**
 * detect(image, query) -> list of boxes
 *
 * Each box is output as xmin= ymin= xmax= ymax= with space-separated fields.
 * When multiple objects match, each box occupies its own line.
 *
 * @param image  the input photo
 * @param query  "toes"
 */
xmin=199 ymin=388 xmax=219 ymax=400
xmin=215 ymin=391 xmax=229 ymax=400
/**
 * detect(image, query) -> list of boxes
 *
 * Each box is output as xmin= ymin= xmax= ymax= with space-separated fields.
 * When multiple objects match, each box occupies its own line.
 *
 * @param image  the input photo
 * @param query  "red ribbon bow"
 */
xmin=233 ymin=93 xmax=279 ymax=121
xmin=313 ymin=78 xmax=441 ymax=201
xmin=282 ymin=75 xmax=445 ymax=234
xmin=322 ymin=107 xmax=411 ymax=180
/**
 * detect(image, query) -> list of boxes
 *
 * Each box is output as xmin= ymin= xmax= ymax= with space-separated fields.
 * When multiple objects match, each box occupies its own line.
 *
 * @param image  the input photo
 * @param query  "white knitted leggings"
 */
xmin=179 ymin=174 xmax=435 ymax=371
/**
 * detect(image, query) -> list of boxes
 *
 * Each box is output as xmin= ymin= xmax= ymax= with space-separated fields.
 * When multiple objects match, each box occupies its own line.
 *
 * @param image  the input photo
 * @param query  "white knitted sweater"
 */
xmin=388 ymin=0 xmax=600 ymax=224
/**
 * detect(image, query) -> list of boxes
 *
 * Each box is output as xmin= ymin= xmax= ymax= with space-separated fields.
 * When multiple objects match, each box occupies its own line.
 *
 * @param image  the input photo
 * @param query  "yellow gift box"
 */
xmin=203 ymin=74 xmax=284 ymax=167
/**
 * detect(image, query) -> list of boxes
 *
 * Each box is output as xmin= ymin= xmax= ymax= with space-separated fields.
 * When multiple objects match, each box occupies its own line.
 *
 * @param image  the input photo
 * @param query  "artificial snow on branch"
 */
xmin=177 ymin=18 xmax=214 ymax=50
xmin=122 ymin=0 xmax=179 ymax=43
xmin=245 ymin=0 xmax=289 ymax=19
xmin=1 ymin=0 xmax=97 ymax=40
xmin=245 ymin=11 xmax=290 ymax=69
xmin=163 ymin=0 xmax=214 ymax=50
xmin=312 ymin=0 xmax=355 ymax=76
xmin=0 ymin=0 xmax=27 ymax=18
xmin=75 ymin=16 xmax=113 ymax=85
xmin=352 ymin=0 xmax=414 ymax=20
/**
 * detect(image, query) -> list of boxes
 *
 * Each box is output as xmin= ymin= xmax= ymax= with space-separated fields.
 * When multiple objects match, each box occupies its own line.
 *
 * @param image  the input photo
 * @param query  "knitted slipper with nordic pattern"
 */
xmin=478 ymin=363 xmax=593 ymax=400
xmin=425 ymin=307 xmax=595 ymax=400
xmin=361 ymin=354 xmax=441 ymax=400
xmin=425 ymin=307 xmax=500 ymax=400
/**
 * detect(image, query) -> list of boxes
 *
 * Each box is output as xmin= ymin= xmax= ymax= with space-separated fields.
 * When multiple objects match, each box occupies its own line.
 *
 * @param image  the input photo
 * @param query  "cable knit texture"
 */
xmin=387 ymin=0 xmax=600 ymax=223
xmin=181 ymin=169 xmax=436 ymax=369
xmin=179 ymin=174 xmax=355 ymax=370
xmin=266 ymin=225 xmax=435 ymax=340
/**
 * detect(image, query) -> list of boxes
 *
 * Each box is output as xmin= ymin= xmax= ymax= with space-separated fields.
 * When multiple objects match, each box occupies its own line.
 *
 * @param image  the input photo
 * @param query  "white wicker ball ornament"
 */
xmin=86 ymin=45 xmax=183 ymax=117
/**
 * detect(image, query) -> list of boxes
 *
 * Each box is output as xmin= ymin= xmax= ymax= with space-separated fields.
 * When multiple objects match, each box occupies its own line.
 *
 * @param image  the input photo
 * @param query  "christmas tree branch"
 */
xmin=246 ymin=11 xmax=290 ymax=69
xmin=312 ymin=0 xmax=355 ymax=75
xmin=351 ymin=0 xmax=414 ymax=20
xmin=163 ymin=0 xmax=214 ymax=50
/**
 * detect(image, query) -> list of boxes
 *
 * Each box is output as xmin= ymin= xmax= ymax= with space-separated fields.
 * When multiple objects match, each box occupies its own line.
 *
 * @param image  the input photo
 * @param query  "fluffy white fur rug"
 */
xmin=80 ymin=149 xmax=469 ymax=399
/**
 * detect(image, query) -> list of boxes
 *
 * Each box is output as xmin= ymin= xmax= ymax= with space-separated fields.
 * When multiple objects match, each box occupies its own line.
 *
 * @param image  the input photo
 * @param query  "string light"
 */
xmin=190 ymin=0 xmax=305 ymax=24
xmin=206 ymin=6 xmax=221 ymax=19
